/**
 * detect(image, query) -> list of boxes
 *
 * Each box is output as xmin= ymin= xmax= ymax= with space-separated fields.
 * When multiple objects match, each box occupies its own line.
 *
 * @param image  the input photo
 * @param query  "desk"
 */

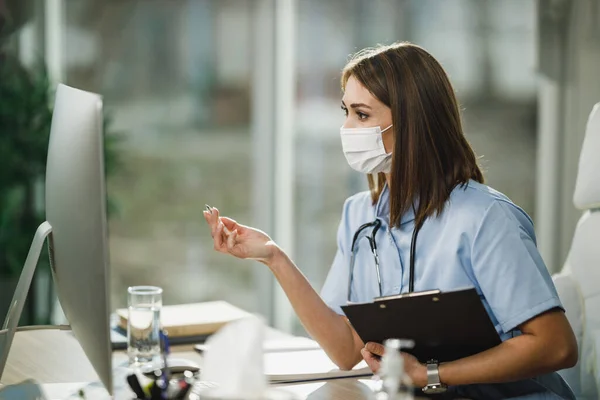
xmin=1 ymin=330 xmax=429 ymax=399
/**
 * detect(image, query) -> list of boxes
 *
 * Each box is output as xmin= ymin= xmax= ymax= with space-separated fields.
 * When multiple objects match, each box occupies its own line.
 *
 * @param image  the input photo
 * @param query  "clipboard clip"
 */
xmin=373 ymin=289 xmax=441 ymax=302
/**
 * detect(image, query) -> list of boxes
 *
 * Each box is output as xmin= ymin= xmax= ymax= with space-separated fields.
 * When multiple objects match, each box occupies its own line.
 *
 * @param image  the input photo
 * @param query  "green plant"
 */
xmin=0 ymin=54 xmax=53 ymax=277
xmin=0 ymin=0 xmax=46 ymax=282
xmin=0 ymin=61 xmax=124 ymax=277
xmin=0 ymin=4 xmax=123 ymax=319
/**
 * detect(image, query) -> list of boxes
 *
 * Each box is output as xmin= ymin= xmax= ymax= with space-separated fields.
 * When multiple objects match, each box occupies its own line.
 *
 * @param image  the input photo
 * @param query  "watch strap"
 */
xmin=423 ymin=360 xmax=448 ymax=394
xmin=427 ymin=360 xmax=441 ymax=385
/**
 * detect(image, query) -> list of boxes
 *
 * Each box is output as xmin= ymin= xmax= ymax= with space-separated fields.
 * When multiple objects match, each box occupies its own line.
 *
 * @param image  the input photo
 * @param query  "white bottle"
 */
xmin=374 ymin=338 xmax=415 ymax=400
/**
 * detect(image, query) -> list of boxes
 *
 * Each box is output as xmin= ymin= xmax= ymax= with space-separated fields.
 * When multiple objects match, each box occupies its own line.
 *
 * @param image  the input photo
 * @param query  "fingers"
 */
xmin=203 ymin=210 xmax=211 ymax=226
xmin=213 ymin=222 xmax=225 ymax=251
xmin=365 ymin=342 xmax=385 ymax=357
xmin=361 ymin=348 xmax=381 ymax=374
xmin=203 ymin=205 xmax=219 ymax=236
xmin=211 ymin=207 xmax=221 ymax=234
xmin=206 ymin=214 xmax=220 ymax=238
xmin=202 ymin=205 xmax=212 ymax=226
xmin=220 ymin=220 xmax=232 ymax=236
xmin=213 ymin=212 xmax=232 ymax=236
xmin=204 ymin=205 xmax=237 ymax=254
xmin=204 ymin=205 xmax=228 ymax=237
xmin=226 ymin=229 xmax=238 ymax=252
xmin=203 ymin=211 xmax=217 ymax=237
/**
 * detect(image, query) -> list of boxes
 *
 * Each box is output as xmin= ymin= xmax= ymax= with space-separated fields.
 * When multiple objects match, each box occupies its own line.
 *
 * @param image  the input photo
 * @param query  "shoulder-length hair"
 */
xmin=341 ymin=42 xmax=484 ymax=228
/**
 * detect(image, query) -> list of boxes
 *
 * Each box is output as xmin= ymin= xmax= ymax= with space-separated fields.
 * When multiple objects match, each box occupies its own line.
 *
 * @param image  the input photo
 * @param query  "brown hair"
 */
xmin=341 ymin=42 xmax=483 ymax=228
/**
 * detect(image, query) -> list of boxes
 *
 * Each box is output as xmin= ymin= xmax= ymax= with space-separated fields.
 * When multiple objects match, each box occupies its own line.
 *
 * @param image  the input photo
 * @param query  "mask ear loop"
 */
xmin=381 ymin=124 xmax=393 ymax=133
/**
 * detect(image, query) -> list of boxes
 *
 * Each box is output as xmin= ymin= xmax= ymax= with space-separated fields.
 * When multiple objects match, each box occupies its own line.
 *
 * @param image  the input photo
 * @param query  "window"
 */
xmin=57 ymin=0 xmax=537 ymax=334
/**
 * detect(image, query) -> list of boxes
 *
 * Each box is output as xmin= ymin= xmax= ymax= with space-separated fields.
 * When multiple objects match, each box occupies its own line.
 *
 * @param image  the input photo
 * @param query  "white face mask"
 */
xmin=340 ymin=124 xmax=393 ymax=174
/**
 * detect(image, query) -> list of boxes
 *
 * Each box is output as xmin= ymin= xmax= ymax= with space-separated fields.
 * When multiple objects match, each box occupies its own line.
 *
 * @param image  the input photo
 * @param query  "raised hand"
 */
xmin=203 ymin=205 xmax=277 ymax=264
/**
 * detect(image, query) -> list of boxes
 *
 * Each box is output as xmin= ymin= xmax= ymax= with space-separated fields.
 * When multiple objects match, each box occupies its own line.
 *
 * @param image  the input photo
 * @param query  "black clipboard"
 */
xmin=341 ymin=287 xmax=501 ymax=363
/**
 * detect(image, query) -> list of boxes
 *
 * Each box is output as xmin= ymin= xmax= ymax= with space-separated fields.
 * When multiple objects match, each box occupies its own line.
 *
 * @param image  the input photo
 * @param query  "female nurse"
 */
xmin=203 ymin=43 xmax=577 ymax=399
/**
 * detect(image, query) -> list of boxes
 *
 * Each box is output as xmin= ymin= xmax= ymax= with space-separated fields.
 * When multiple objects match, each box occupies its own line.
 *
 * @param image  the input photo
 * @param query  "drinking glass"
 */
xmin=127 ymin=286 xmax=162 ymax=366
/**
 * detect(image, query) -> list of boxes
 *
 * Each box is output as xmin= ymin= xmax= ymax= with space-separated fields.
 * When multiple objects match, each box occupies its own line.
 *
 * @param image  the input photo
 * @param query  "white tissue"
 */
xmin=201 ymin=315 xmax=268 ymax=399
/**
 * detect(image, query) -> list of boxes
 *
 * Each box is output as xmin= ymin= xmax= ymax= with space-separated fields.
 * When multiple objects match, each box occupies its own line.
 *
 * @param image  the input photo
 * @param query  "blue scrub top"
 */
xmin=320 ymin=180 xmax=575 ymax=400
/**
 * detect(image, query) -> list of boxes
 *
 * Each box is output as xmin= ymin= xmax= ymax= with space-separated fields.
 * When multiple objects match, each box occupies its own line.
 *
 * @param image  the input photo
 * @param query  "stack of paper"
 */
xmin=197 ymin=336 xmax=372 ymax=384
xmin=264 ymin=348 xmax=372 ymax=383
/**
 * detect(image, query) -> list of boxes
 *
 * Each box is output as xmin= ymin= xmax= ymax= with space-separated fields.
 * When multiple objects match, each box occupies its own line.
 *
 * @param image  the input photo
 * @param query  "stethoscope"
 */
xmin=347 ymin=218 xmax=423 ymax=303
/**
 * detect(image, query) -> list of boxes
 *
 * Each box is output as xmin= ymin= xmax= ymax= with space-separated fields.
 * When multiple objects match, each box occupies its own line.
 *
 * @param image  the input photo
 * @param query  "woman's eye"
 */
xmin=357 ymin=112 xmax=368 ymax=120
xmin=341 ymin=106 xmax=348 ymax=116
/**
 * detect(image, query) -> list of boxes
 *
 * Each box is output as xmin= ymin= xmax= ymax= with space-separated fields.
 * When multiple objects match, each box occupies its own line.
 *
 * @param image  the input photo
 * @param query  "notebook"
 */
xmin=111 ymin=326 xmax=210 ymax=350
xmin=115 ymin=301 xmax=251 ymax=338
xmin=194 ymin=336 xmax=322 ymax=354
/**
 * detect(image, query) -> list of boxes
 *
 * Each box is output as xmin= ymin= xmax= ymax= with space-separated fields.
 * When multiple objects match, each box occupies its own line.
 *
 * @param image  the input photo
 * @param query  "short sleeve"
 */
xmin=320 ymin=198 xmax=352 ymax=315
xmin=471 ymin=201 xmax=563 ymax=333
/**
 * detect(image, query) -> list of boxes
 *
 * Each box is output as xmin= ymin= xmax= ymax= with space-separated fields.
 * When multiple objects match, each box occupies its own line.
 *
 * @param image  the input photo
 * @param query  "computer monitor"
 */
xmin=0 ymin=84 xmax=112 ymax=393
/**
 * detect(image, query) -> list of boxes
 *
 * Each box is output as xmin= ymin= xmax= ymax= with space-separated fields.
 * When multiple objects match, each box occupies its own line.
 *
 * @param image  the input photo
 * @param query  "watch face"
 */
xmin=422 ymin=384 xmax=448 ymax=394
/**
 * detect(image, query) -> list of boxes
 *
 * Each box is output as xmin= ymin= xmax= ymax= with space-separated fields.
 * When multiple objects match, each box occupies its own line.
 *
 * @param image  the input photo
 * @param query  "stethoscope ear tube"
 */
xmin=408 ymin=220 xmax=424 ymax=293
xmin=348 ymin=252 xmax=356 ymax=304
xmin=347 ymin=217 xmax=423 ymax=303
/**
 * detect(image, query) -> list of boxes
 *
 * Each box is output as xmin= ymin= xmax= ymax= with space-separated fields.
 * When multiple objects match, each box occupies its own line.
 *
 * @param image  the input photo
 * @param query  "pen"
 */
xmin=174 ymin=370 xmax=196 ymax=399
xmin=174 ymin=380 xmax=192 ymax=400
xmin=126 ymin=374 xmax=147 ymax=400
xmin=174 ymin=384 xmax=191 ymax=400
xmin=205 ymin=204 xmax=232 ymax=235
xmin=160 ymin=330 xmax=171 ymax=381
xmin=149 ymin=380 xmax=165 ymax=400
xmin=149 ymin=369 xmax=166 ymax=400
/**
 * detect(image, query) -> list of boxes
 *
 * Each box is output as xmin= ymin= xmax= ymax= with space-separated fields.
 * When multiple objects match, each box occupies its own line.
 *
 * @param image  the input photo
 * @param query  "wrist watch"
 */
xmin=422 ymin=360 xmax=448 ymax=394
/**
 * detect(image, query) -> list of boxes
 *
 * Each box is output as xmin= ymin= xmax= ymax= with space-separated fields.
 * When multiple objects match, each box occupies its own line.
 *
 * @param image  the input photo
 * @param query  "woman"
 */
xmin=203 ymin=43 xmax=577 ymax=399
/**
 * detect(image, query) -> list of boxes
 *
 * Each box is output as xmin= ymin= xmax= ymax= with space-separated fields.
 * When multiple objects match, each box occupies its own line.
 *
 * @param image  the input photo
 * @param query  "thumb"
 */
xmin=220 ymin=217 xmax=243 ymax=233
xmin=227 ymin=230 xmax=247 ymax=259
xmin=365 ymin=342 xmax=385 ymax=356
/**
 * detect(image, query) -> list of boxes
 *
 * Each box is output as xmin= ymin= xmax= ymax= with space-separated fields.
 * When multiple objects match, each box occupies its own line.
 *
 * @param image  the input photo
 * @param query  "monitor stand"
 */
xmin=0 ymin=222 xmax=54 ymax=381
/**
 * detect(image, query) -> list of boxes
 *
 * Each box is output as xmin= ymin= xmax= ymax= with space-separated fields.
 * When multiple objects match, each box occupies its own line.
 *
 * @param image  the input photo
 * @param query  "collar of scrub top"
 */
xmin=346 ymin=184 xmax=423 ymax=304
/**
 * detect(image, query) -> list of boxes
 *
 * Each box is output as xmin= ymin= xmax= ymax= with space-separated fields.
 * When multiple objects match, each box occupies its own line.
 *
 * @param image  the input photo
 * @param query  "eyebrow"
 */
xmin=341 ymin=100 xmax=372 ymax=110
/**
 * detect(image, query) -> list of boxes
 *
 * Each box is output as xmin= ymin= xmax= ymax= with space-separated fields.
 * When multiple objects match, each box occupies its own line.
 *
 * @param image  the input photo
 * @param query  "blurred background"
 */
xmin=1 ymin=0 xmax=599 ymax=335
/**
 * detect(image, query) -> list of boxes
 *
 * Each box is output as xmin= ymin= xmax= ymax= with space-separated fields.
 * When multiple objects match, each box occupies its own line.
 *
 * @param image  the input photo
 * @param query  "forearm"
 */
xmin=439 ymin=334 xmax=575 ymax=386
xmin=265 ymin=245 xmax=363 ymax=370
